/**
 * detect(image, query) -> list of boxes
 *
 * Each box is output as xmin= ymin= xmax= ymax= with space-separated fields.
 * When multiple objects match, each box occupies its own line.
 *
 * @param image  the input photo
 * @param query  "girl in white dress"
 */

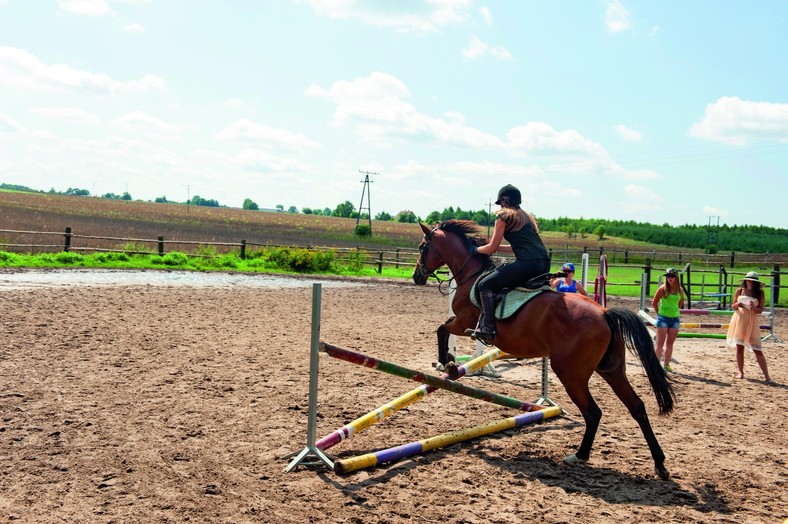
xmin=726 ymin=272 xmax=773 ymax=384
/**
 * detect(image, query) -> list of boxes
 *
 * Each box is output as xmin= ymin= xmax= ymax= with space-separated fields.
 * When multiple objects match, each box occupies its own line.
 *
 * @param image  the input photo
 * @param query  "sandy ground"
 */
xmin=0 ymin=270 xmax=786 ymax=523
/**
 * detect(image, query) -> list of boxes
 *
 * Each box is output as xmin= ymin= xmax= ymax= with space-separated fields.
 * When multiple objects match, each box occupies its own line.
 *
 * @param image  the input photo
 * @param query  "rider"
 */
xmin=465 ymin=184 xmax=551 ymax=344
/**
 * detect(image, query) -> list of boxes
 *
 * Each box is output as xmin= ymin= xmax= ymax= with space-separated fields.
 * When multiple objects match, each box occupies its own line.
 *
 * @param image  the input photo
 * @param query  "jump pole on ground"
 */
xmin=314 ymin=347 xmax=508 ymax=451
xmin=334 ymin=405 xmax=562 ymax=474
xmin=321 ymin=342 xmax=545 ymax=412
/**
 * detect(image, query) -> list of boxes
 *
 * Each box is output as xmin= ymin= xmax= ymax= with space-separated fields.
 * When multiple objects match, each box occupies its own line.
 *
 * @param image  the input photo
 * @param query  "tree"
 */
xmin=594 ymin=225 xmax=606 ymax=240
xmin=154 ymin=196 xmax=170 ymax=204
xmin=121 ymin=192 xmax=132 ymax=201
xmin=333 ymin=200 xmax=355 ymax=218
xmin=302 ymin=207 xmax=313 ymax=214
xmin=190 ymin=195 xmax=220 ymax=207
xmin=275 ymin=204 xmax=284 ymax=212
xmin=65 ymin=187 xmax=90 ymax=196
xmin=242 ymin=198 xmax=259 ymax=211
xmin=375 ymin=211 xmax=392 ymax=221
xmin=323 ymin=207 xmax=332 ymax=216
xmin=288 ymin=206 xmax=298 ymax=213
xmin=396 ymin=211 xmax=417 ymax=223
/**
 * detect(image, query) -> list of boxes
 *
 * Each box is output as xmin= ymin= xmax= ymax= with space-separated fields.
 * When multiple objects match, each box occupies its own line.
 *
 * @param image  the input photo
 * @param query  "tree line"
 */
xmin=2 ymin=183 xmax=786 ymax=253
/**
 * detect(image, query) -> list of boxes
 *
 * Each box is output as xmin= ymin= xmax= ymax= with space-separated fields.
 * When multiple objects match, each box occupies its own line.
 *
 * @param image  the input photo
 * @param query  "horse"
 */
xmin=412 ymin=220 xmax=676 ymax=480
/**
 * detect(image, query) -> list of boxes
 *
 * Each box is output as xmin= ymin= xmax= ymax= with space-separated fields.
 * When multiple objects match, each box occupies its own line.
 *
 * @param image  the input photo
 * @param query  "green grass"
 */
xmin=0 ymin=250 xmax=782 ymax=307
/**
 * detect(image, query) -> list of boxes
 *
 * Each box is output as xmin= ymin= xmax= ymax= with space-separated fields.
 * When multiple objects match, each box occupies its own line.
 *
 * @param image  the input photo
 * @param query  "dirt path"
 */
xmin=1 ymin=271 xmax=786 ymax=523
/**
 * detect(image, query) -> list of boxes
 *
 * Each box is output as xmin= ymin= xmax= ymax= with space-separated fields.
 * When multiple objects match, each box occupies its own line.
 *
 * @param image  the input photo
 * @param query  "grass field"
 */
xmin=1 ymin=189 xmax=784 ymax=306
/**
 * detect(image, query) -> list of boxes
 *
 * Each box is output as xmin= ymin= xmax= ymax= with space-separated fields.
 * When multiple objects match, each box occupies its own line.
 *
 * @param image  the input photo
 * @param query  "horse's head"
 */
xmin=413 ymin=220 xmax=488 ymax=286
xmin=413 ymin=222 xmax=443 ymax=285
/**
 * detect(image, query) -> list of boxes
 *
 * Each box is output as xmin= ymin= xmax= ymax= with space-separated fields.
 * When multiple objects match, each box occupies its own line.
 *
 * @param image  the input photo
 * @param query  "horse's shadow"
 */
xmin=321 ymin=422 xmax=731 ymax=515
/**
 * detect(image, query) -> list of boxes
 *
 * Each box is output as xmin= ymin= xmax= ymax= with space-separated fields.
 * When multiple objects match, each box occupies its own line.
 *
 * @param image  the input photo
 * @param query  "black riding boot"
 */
xmin=465 ymin=290 xmax=496 ymax=345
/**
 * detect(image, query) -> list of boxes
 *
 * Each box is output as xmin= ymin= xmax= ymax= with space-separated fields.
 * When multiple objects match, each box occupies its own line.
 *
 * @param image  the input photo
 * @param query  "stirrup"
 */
xmin=464 ymin=327 xmax=495 ymax=346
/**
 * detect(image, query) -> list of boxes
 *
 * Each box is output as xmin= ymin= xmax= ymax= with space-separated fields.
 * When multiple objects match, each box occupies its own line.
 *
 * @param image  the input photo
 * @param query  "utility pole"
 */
xmin=486 ymin=199 xmax=493 ymax=239
xmin=357 ymin=170 xmax=378 ymax=235
xmin=706 ymin=216 xmax=720 ymax=254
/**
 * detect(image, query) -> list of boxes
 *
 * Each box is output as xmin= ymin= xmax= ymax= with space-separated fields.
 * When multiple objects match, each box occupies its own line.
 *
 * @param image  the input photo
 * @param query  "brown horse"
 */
xmin=412 ymin=220 xmax=675 ymax=480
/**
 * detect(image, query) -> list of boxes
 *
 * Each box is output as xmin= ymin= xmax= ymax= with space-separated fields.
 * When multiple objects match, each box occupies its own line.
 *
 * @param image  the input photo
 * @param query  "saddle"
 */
xmin=469 ymin=270 xmax=560 ymax=320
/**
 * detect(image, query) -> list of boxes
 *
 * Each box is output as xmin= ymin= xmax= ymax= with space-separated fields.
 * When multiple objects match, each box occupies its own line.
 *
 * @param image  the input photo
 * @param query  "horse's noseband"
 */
xmin=416 ymin=227 xmax=438 ymax=279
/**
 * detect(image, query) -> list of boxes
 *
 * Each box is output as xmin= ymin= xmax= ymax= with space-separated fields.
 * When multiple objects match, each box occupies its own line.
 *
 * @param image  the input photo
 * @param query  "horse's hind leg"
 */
xmin=551 ymin=366 xmax=602 ymax=464
xmin=598 ymin=367 xmax=669 ymax=480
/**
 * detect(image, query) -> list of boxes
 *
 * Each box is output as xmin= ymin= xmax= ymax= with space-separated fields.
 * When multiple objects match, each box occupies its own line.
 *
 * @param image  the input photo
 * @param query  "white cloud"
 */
xmin=462 ymin=35 xmax=512 ymax=61
xmin=235 ymin=148 xmax=312 ymax=173
xmin=479 ymin=6 xmax=492 ymax=25
xmin=649 ymin=25 xmax=662 ymax=37
xmin=124 ymin=23 xmax=145 ymax=33
xmin=0 ymin=113 xmax=24 ymax=135
xmin=31 ymin=107 xmax=101 ymax=125
xmin=506 ymin=122 xmax=606 ymax=156
xmin=702 ymin=205 xmax=730 ymax=218
xmin=112 ymin=111 xmax=183 ymax=140
xmin=688 ymin=96 xmax=788 ymax=145
xmin=0 ymin=46 xmax=166 ymax=94
xmin=307 ymin=72 xmax=502 ymax=148
xmin=297 ymin=0 xmax=470 ymax=32
xmin=605 ymin=0 xmax=632 ymax=33
xmin=614 ymin=124 xmax=642 ymax=142
xmin=57 ymin=0 xmax=114 ymax=17
xmin=622 ymin=184 xmax=662 ymax=212
xmin=215 ymin=119 xmax=320 ymax=150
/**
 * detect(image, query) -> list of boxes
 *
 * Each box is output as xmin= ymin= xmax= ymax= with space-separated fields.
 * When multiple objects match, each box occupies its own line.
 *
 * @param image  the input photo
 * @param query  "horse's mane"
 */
xmin=438 ymin=220 xmax=485 ymax=249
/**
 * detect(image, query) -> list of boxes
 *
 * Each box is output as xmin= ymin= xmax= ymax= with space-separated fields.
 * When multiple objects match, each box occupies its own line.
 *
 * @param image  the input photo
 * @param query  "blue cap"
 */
xmin=562 ymin=263 xmax=575 ymax=272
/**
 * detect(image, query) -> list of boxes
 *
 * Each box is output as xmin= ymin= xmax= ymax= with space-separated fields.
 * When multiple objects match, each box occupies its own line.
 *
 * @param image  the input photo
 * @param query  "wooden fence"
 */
xmin=0 ymin=227 xmax=785 ymax=305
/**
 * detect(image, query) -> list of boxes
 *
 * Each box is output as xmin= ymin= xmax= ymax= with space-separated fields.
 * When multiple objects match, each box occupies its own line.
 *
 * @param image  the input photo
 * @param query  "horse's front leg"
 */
xmin=437 ymin=318 xmax=455 ymax=367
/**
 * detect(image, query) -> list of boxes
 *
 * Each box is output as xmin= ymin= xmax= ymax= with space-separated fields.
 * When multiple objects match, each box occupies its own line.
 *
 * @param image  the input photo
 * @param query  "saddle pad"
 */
xmin=494 ymin=287 xmax=551 ymax=319
xmin=469 ymin=284 xmax=553 ymax=320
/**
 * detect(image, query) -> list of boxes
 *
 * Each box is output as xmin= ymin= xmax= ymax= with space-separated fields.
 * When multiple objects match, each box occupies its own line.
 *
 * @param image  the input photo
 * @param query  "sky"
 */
xmin=1 ymin=1 xmax=787 ymax=229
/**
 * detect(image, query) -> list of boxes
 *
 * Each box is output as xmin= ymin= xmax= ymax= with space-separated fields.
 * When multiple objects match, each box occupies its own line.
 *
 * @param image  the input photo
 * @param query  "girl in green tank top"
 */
xmin=651 ymin=268 xmax=685 ymax=373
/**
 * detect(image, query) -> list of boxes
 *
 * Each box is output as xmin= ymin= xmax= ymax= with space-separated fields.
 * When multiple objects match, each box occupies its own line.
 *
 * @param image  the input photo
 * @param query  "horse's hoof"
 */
xmin=562 ymin=454 xmax=588 ymax=467
xmin=655 ymin=466 xmax=671 ymax=480
xmin=445 ymin=362 xmax=460 ymax=380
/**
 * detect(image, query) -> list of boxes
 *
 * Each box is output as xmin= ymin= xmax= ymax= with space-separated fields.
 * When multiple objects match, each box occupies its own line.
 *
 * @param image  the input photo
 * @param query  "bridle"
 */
xmin=416 ymin=225 xmax=485 ymax=294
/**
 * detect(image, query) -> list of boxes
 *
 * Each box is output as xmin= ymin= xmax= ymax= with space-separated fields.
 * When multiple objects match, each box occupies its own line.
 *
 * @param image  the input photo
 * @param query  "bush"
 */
xmin=264 ymin=247 xmax=336 ymax=272
xmin=354 ymin=224 xmax=372 ymax=236
xmin=152 ymin=251 xmax=189 ymax=266
xmin=54 ymin=251 xmax=83 ymax=264
xmin=0 ymin=251 xmax=19 ymax=263
xmin=345 ymin=249 xmax=367 ymax=272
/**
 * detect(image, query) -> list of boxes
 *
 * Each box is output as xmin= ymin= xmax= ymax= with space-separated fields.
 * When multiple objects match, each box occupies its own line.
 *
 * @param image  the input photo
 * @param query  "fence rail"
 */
xmin=0 ymin=228 xmax=785 ymax=302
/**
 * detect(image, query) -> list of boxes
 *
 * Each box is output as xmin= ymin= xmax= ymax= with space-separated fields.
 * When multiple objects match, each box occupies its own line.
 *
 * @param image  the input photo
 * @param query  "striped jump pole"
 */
xmin=315 ymin=347 xmax=508 ymax=451
xmin=320 ymin=342 xmax=543 ymax=412
xmin=334 ymin=406 xmax=562 ymax=474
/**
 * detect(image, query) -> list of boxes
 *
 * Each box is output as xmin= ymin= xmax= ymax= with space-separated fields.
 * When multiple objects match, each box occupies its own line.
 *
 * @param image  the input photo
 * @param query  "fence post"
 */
xmin=644 ymin=258 xmax=652 ymax=297
xmin=624 ymin=250 xmax=629 ymax=264
xmin=683 ymin=262 xmax=692 ymax=309
xmin=730 ymin=252 xmax=735 ymax=268
xmin=158 ymin=236 xmax=164 ymax=256
xmin=64 ymin=227 xmax=72 ymax=252
xmin=774 ymin=264 xmax=781 ymax=304
xmin=396 ymin=248 xmax=400 ymax=269
xmin=240 ymin=239 xmax=247 ymax=260
xmin=377 ymin=252 xmax=383 ymax=274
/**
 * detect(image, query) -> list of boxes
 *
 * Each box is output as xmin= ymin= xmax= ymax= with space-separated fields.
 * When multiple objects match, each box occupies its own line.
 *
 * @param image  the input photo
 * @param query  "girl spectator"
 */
xmin=550 ymin=262 xmax=589 ymax=296
xmin=652 ymin=268 xmax=685 ymax=373
xmin=727 ymin=272 xmax=773 ymax=384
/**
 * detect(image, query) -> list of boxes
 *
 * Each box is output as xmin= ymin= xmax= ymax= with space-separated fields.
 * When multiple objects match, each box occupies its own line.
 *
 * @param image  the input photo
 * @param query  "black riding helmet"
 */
xmin=495 ymin=184 xmax=521 ymax=206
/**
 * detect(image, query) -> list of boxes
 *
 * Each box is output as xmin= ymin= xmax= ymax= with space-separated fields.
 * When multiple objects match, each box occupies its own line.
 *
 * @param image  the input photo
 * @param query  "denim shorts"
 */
xmin=656 ymin=315 xmax=680 ymax=329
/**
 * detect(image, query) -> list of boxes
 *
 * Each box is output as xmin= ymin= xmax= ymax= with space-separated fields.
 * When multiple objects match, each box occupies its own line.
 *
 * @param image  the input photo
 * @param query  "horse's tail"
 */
xmin=604 ymin=308 xmax=676 ymax=415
